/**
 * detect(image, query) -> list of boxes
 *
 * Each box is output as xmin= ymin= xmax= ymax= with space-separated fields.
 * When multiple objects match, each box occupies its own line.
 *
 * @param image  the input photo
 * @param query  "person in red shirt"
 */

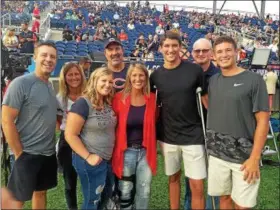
xmin=32 ymin=15 xmax=40 ymax=34
xmin=33 ymin=3 xmax=40 ymax=17
xmin=112 ymin=63 xmax=157 ymax=210
xmin=118 ymin=29 xmax=128 ymax=42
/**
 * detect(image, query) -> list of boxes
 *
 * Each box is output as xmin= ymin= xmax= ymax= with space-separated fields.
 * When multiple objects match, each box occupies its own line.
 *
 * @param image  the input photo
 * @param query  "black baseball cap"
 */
xmin=104 ymin=37 xmax=122 ymax=49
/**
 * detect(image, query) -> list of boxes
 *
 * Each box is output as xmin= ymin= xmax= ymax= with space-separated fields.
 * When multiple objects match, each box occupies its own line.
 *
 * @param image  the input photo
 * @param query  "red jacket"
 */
xmin=112 ymin=92 xmax=157 ymax=178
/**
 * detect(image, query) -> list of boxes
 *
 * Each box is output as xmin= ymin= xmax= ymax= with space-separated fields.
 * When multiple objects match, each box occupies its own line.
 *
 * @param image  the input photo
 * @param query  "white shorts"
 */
xmin=161 ymin=142 xmax=207 ymax=180
xmin=208 ymin=155 xmax=260 ymax=208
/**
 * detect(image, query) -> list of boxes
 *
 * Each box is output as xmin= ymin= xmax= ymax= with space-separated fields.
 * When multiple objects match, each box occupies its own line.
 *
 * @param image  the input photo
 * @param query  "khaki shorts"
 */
xmin=161 ymin=142 xmax=207 ymax=179
xmin=208 ymin=155 xmax=260 ymax=208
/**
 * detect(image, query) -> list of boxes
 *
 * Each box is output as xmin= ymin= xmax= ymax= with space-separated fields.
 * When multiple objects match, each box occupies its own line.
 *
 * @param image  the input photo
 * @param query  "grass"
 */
xmin=1 ymin=141 xmax=278 ymax=209
xmin=2 ymin=114 xmax=279 ymax=209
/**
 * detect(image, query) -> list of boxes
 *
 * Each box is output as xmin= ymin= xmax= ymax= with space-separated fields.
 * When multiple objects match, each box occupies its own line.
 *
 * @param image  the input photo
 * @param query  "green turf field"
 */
xmin=2 ymin=140 xmax=279 ymax=209
xmin=2 ymin=113 xmax=279 ymax=209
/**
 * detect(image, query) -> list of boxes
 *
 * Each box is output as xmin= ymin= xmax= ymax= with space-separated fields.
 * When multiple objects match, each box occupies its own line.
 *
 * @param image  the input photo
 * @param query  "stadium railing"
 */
xmin=39 ymin=15 xmax=51 ymax=41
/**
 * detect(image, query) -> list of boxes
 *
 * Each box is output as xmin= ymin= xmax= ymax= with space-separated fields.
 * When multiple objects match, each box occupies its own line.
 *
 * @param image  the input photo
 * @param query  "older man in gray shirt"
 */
xmin=1 ymin=42 xmax=58 ymax=209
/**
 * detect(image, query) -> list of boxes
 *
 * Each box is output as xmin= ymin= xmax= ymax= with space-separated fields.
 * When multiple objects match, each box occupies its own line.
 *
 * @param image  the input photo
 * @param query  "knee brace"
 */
xmin=118 ymin=174 xmax=136 ymax=209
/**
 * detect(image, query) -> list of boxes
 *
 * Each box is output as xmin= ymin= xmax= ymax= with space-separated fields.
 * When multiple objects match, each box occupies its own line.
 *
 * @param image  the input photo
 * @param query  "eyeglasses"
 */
xmin=193 ymin=49 xmax=210 ymax=54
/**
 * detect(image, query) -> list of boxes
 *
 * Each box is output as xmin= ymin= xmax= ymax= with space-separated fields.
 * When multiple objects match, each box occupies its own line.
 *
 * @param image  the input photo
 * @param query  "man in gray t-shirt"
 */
xmin=1 ymin=42 xmax=58 ymax=209
xmin=206 ymin=36 xmax=269 ymax=209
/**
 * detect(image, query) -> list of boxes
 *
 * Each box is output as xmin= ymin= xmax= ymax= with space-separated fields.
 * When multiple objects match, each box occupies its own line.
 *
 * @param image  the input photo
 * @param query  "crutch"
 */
xmin=196 ymin=87 xmax=216 ymax=210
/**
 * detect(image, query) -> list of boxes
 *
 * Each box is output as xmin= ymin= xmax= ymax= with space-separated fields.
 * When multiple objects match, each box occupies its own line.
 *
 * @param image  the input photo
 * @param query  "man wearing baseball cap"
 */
xmin=99 ymin=37 xmax=129 ymax=209
xmin=104 ymin=37 xmax=128 ymax=92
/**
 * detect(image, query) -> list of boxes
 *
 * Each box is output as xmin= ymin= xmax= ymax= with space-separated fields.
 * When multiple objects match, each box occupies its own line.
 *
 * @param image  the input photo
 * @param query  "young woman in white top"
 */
xmin=56 ymin=62 xmax=87 ymax=210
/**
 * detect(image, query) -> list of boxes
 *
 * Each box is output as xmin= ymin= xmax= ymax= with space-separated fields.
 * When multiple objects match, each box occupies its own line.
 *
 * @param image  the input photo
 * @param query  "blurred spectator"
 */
xmin=113 ymin=11 xmax=120 ymax=21
xmin=88 ymin=11 xmax=95 ymax=18
xmin=79 ymin=57 xmax=92 ymax=79
xmin=172 ymin=21 xmax=180 ymax=29
xmin=94 ymin=25 xmax=105 ymax=41
xmin=147 ymin=34 xmax=153 ymax=45
xmin=19 ymin=22 xmax=35 ymax=53
xmin=145 ymin=16 xmax=153 ymax=26
xmin=78 ymin=10 xmax=85 ymax=20
xmin=268 ymin=38 xmax=279 ymax=53
xmin=65 ymin=12 xmax=72 ymax=20
xmin=109 ymin=28 xmax=118 ymax=39
xmin=245 ymin=40 xmax=254 ymax=52
xmin=139 ymin=15 xmax=146 ymax=24
xmin=33 ymin=3 xmax=40 ymax=17
xmin=23 ymin=2 xmax=32 ymax=20
xmin=127 ymin=20 xmax=135 ymax=31
xmin=74 ymin=25 xmax=82 ymax=40
xmin=155 ymin=24 xmax=165 ymax=35
xmin=145 ymin=0 xmax=150 ymax=8
xmin=165 ymin=21 xmax=172 ymax=31
xmin=72 ymin=11 xmax=79 ymax=20
xmin=142 ymin=49 xmax=154 ymax=61
xmin=81 ymin=32 xmax=89 ymax=41
xmin=263 ymin=67 xmax=278 ymax=111
xmin=32 ymin=15 xmax=40 ymax=34
xmin=130 ymin=48 xmax=141 ymax=61
xmin=181 ymin=32 xmax=189 ymax=47
xmin=118 ymin=29 xmax=128 ymax=41
xmin=2 ymin=27 xmax=19 ymax=52
xmin=63 ymin=28 xmax=73 ymax=41
xmin=148 ymin=34 xmax=159 ymax=52
xmin=237 ymin=46 xmax=247 ymax=61
xmin=135 ymin=34 xmax=147 ymax=52
xmin=127 ymin=20 xmax=135 ymax=30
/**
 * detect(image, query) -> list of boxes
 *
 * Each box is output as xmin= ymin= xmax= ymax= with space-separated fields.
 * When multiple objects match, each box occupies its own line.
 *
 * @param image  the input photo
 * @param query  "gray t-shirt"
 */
xmin=206 ymin=70 xmax=269 ymax=163
xmin=3 ymin=73 xmax=58 ymax=156
xmin=70 ymin=97 xmax=117 ymax=160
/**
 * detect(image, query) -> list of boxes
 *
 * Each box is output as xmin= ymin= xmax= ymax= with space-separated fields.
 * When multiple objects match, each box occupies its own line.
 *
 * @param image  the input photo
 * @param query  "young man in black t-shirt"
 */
xmin=150 ymin=31 xmax=207 ymax=210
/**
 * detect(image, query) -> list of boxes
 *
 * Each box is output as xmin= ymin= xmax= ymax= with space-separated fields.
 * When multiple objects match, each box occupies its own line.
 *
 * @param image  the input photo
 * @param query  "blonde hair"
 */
xmin=58 ymin=62 xmax=87 ymax=101
xmin=82 ymin=67 xmax=114 ymax=110
xmin=3 ymin=29 xmax=15 ymax=45
xmin=122 ymin=63 xmax=150 ymax=100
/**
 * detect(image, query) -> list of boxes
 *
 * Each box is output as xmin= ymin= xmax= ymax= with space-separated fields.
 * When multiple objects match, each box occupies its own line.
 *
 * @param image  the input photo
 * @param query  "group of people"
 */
xmin=2 ymin=22 xmax=37 ymax=54
xmin=1 ymin=30 xmax=270 ymax=210
xmin=2 ymin=1 xmax=41 ymax=54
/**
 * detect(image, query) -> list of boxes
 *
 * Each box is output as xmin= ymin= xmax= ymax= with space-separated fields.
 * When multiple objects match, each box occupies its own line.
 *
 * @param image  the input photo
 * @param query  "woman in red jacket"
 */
xmin=112 ymin=63 xmax=157 ymax=210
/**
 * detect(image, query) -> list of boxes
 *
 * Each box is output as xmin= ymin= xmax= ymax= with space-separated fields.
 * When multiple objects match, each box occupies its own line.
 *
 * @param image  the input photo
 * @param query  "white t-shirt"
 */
xmin=57 ymin=94 xmax=75 ymax=131
xmin=268 ymin=44 xmax=278 ymax=53
xmin=127 ymin=23 xmax=135 ymax=30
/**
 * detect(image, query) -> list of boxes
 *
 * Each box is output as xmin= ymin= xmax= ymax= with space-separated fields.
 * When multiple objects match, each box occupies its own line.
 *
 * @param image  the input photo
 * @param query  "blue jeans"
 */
xmin=72 ymin=153 xmax=108 ymax=210
xmin=118 ymin=148 xmax=152 ymax=210
xmin=184 ymin=177 xmax=220 ymax=210
xmin=99 ymin=164 xmax=116 ymax=209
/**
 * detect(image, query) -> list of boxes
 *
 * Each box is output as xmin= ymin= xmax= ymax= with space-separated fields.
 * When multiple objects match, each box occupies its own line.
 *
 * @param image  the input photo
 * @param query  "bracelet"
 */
xmin=85 ymin=153 xmax=91 ymax=161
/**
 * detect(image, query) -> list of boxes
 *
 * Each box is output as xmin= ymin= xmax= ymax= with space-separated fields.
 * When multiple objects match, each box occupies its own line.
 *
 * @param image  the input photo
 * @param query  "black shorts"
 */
xmin=7 ymin=152 xmax=57 ymax=201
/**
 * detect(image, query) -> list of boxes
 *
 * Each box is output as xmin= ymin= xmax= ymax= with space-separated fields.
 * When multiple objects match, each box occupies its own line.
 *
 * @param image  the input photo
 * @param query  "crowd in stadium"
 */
xmin=1 ymin=1 xmax=280 ymax=210
xmin=2 ymin=0 xmax=279 ymax=62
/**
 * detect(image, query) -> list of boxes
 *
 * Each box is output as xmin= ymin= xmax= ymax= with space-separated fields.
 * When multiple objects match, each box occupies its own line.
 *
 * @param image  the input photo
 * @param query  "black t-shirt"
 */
xmin=150 ymin=61 xmax=206 ymax=145
xmin=127 ymin=104 xmax=146 ymax=146
xmin=112 ymin=65 xmax=129 ymax=92
xmin=19 ymin=30 xmax=34 ymax=53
